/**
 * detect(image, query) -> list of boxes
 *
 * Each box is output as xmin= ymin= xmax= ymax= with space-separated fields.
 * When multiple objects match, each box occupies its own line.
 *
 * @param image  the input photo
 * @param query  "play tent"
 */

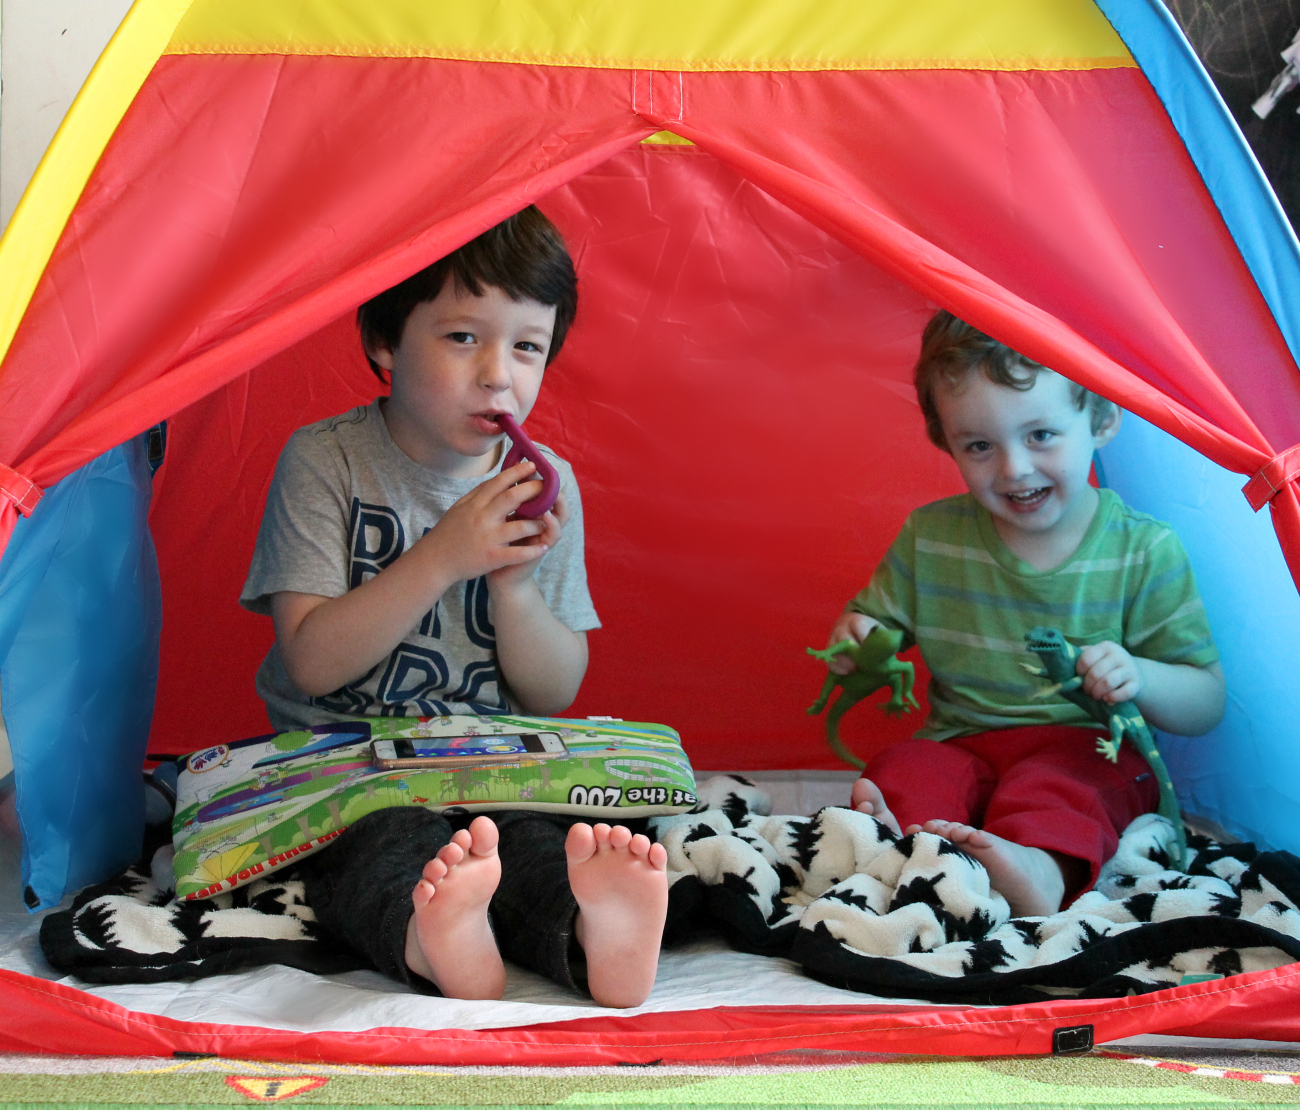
xmin=2 ymin=0 xmax=1300 ymax=1061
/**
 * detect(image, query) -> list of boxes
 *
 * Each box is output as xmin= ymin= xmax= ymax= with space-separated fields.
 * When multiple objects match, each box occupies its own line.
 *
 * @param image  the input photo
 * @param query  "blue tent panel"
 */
xmin=1098 ymin=0 xmax=1300 ymax=374
xmin=1099 ymin=415 xmax=1300 ymax=852
xmin=0 ymin=435 xmax=161 ymax=910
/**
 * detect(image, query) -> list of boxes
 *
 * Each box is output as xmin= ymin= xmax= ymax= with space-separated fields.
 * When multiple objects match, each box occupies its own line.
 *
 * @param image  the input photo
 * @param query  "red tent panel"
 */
xmin=123 ymin=63 xmax=1300 ymax=765
xmin=147 ymin=144 xmax=958 ymax=765
xmin=6 ymin=60 xmax=1300 ymax=580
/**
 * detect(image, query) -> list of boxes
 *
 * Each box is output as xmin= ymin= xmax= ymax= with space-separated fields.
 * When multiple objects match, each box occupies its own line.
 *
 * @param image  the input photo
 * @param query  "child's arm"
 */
xmin=485 ymin=490 xmax=588 ymax=715
xmin=273 ymin=461 xmax=551 ymax=697
xmin=822 ymin=518 xmax=918 ymax=677
xmin=1076 ymin=641 xmax=1226 ymax=737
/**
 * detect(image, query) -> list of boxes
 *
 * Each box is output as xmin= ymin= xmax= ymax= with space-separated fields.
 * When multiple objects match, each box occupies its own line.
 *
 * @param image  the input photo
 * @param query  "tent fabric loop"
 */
xmin=0 ymin=465 xmax=41 ymax=516
xmin=1243 ymin=443 xmax=1300 ymax=511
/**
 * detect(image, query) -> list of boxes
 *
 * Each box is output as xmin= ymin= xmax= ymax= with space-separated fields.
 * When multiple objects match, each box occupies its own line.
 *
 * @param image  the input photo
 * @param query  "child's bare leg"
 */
xmin=851 ymin=777 xmax=902 ymax=836
xmin=911 ymin=819 xmax=1085 ymax=917
xmin=404 ymin=814 xmax=505 ymax=1000
xmin=566 ymin=823 xmax=667 ymax=1008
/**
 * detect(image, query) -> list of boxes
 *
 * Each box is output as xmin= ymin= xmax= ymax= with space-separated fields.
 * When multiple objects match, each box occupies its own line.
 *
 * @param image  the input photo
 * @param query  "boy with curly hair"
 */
xmin=823 ymin=311 xmax=1225 ymax=916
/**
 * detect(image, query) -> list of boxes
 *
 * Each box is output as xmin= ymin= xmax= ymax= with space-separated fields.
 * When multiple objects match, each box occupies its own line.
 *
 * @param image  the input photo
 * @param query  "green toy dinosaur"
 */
xmin=806 ymin=626 xmax=918 ymax=769
xmin=1020 ymin=626 xmax=1188 ymax=870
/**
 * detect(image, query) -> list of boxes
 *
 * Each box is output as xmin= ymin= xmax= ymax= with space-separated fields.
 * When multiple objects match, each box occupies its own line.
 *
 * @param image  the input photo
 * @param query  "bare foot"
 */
xmin=851 ymin=777 xmax=902 ymax=836
xmin=567 ymin=823 xmax=668 ymax=1008
xmin=915 ymin=819 xmax=1066 ymax=917
xmin=404 ymin=814 xmax=505 ymax=1000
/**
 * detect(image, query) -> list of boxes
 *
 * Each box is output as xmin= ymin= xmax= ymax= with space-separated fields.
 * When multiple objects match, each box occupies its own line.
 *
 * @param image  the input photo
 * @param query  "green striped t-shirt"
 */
xmin=849 ymin=490 xmax=1218 ymax=740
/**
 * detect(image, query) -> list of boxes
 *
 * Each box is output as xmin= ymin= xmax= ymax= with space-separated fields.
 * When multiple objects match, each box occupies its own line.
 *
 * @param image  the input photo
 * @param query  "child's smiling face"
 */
xmin=934 ymin=367 xmax=1119 ymax=559
xmin=368 ymin=281 xmax=557 ymax=477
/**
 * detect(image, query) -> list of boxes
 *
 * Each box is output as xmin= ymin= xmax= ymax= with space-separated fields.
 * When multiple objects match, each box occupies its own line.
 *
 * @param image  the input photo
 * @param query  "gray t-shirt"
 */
xmin=241 ymin=400 xmax=600 ymax=730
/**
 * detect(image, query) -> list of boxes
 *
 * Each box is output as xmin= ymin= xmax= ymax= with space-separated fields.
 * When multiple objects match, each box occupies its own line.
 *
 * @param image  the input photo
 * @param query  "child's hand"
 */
xmin=423 ymin=461 xmax=552 ymax=582
xmin=487 ymin=489 xmax=568 ymax=592
xmin=1076 ymin=641 xmax=1142 ymax=704
xmin=824 ymin=612 xmax=880 ymax=675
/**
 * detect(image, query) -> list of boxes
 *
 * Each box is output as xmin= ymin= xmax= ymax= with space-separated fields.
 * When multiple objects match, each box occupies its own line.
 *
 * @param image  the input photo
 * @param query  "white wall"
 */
xmin=0 ymin=0 xmax=133 ymax=229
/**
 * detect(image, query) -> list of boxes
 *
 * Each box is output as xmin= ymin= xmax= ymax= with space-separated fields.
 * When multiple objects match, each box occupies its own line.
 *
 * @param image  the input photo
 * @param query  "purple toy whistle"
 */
xmin=495 ymin=413 xmax=560 ymax=519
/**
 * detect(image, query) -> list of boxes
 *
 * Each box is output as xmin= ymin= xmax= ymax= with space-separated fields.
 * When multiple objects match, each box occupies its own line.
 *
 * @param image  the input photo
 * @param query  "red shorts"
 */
xmin=861 ymin=725 xmax=1160 ymax=899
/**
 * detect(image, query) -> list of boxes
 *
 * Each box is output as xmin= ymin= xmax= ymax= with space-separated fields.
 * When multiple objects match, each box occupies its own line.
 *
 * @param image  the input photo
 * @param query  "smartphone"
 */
xmin=371 ymin=732 xmax=569 ymax=770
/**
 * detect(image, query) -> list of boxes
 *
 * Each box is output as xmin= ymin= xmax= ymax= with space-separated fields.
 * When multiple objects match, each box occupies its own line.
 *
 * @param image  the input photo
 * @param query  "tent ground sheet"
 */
xmin=3 ymin=1042 xmax=1300 ymax=1108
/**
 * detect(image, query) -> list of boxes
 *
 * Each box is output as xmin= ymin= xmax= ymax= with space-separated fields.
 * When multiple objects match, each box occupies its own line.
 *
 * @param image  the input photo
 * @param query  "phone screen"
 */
xmin=392 ymin=733 xmax=559 ymax=759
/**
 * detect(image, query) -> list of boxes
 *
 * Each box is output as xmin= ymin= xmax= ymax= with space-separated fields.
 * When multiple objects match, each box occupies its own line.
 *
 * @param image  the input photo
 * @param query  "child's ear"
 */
xmin=364 ymin=338 xmax=396 ymax=373
xmin=1093 ymin=403 xmax=1122 ymax=448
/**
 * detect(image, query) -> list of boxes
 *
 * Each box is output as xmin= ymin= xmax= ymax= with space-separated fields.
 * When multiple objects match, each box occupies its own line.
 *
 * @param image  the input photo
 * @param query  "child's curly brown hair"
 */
xmin=914 ymin=310 xmax=1118 ymax=452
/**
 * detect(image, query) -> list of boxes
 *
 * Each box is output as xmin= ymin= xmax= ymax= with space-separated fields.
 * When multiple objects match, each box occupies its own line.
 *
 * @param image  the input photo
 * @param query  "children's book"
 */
xmin=173 ymin=715 xmax=696 ymax=900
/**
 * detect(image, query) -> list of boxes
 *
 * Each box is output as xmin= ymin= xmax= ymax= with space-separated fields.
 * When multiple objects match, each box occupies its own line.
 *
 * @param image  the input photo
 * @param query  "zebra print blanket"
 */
xmin=657 ymin=777 xmax=1300 ymax=1004
xmin=40 ymin=777 xmax=1300 ymax=1004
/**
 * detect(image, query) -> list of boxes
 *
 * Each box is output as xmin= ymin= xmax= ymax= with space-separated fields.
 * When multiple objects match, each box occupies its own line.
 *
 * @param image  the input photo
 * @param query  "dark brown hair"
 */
xmin=914 ymin=310 xmax=1117 ymax=451
xmin=357 ymin=206 xmax=578 ymax=381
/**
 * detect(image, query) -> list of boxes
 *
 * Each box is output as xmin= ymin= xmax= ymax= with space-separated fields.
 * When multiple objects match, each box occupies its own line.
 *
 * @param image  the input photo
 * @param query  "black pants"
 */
xmin=296 ymin=807 xmax=660 ymax=995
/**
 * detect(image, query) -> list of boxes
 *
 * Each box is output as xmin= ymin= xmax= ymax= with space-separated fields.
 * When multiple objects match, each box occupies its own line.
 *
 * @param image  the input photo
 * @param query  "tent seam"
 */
xmin=157 ymin=46 xmax=1136 ymax=73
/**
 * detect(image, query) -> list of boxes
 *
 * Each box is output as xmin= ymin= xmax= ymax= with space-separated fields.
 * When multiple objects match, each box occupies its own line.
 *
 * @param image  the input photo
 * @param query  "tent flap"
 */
xmin=0 ymin=434 xmax=161 ymax=909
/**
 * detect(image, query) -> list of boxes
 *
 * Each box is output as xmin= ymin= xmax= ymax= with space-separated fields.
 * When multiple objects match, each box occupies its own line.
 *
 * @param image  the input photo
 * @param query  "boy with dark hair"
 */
xmin=824 ymin=310 xmax=1225 ymax=917
xmin=356 ymin=209 xmax=579 ymax=382
xmin=241 ymin=207 xmax=667 ymax=1007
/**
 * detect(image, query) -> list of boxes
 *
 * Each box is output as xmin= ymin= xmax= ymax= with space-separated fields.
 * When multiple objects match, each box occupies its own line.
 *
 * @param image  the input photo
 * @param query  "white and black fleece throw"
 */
xmin=39 ymin=826 xmax=366 ymax=984
xmin=39 ymin=778 xmax=1300 ymax=1003
xmin=656 ymin=777 xmax=1300 ymax=1004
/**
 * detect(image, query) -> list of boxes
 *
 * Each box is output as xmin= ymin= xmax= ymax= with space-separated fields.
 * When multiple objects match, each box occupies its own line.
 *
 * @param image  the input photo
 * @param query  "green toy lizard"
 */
xmin=806 ymin=626 xmax=918 ymax=769
xmin=1020 ymin=626 xmax=1188 ymax=870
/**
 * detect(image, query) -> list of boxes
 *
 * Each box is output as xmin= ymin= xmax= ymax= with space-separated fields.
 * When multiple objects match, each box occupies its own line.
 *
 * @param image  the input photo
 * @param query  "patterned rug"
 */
xmin=2 ymin=1046 xmax=1300 ymax=1108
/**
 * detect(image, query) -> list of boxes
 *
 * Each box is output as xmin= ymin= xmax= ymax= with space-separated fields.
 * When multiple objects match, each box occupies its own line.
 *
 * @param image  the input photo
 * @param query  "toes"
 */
xmin=437 ymin=840 xmax=466 ymax=869
xmin=919 ymin=821 xmax=992 ymax=849
xmin=852 ymin=778 xmax=888 ymax=809
xmin=450 ymin=828 xmax=473 ymax=852
xmin=568 ymin=824 xmax=666 ymax=867
xmin=422 ymin=856 xmax=449 ymax=884
xmin=903 ymin=824 xmax=923 ymax=835
xmin=412 ymin=878 xmax=436 ymax=910
xmin=468 ymin=815 xmax=499 ymax=857
xmin=565 ymin=822 xmax=597 ymax=863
